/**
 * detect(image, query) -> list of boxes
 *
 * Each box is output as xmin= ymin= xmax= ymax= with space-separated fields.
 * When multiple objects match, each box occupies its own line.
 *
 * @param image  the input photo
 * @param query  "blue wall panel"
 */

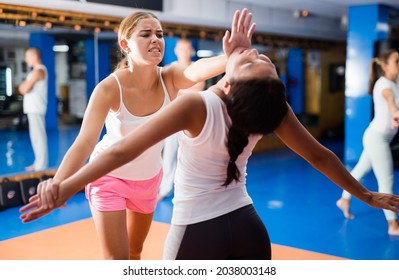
xmin=344 ymin=4 xmax=389 ymax=164
xmin=286 ymin=48 xmax=304 ymax=115
xmin=85 ymin=38 xmax=96 ymax=103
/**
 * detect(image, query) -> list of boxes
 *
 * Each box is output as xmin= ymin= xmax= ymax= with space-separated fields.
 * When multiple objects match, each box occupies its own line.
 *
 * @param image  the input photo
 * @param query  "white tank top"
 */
xmin=23 ymin=64 xmax=48 ymax=114
xmin=369 ymin=76 xmax=399 ymax=137
xmin=90 ymin=68 xmax=171 ymax=180
xmin=172 ymin=90 xmax=262 ymax=225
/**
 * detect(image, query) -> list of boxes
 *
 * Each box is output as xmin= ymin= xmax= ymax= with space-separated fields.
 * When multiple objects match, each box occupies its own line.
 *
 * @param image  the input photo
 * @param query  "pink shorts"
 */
xmin=85 ymin=170 xmax=163 ymax=214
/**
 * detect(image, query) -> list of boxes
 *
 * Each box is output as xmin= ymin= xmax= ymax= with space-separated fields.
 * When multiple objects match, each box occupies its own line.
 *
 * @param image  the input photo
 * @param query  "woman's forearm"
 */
xmin=184 ymin=55 xmax=227 ymax=82
xmin=308 ymin=147 xmax=372 ymax=203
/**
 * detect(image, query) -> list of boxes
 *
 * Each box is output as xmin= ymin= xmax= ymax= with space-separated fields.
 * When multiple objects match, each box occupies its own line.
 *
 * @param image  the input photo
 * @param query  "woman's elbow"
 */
xmin=308 ymin=147 xmax=339 ymax=167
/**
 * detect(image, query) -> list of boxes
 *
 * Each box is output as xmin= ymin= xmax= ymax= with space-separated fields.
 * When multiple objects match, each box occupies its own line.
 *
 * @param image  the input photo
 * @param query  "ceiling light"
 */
xmin=53 ymin=45 xmax=69 ymax=52
xmin=197 ymin=50 xmax=214 ymax=58
xmin=301 ymin=10 xmax=309 ymax=17
xmin=293 ymin=10 xmax=311 ymax=18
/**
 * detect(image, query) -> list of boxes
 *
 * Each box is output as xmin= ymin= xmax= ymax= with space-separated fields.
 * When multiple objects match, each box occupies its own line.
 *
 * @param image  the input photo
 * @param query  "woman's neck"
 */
xmin=385 ymin=73 xmax=398 ymax=82
xmin=126 ymin=65 xmax=160 ymax=89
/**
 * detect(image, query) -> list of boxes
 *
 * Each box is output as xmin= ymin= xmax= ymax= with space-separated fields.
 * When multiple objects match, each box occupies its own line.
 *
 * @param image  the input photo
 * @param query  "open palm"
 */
xmin=223 ymin=8 xmax=256 ymax=57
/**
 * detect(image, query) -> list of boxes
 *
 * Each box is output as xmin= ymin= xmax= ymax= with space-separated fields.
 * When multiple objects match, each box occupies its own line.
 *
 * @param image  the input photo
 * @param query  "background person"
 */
xmin=337 ymin=49 xmax=399 ymax=236
xmin=18 ymin=47 xmax=48 ymax=172
xmin=158 ymin=37 xmax=206 ymax=201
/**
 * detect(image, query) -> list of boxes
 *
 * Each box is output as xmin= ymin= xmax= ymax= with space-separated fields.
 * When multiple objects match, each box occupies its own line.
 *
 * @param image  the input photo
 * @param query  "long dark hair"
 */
xmin=223 ymin=77 xmax=288 ymax=186
xmin=368 ymin=49 xmax=397 ymax=95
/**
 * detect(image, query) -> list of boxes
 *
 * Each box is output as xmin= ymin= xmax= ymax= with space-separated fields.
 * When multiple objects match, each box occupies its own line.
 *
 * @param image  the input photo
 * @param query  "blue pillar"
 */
xmin=344 ymin=4 xmax=390 ymax=164
xmin=163 ymin=37 xmax=179 ymax=66
xmin=85 ymin=38 xmax=96 ymax=103
xmin=85 ymin=39 xmax=111 ymax=100
xmin=85 ymin=38 xmax=111 ymax=137
xmin=98 ymin=41 xmax=111 ymax=82
xmin=29 ymin=33 xmax=57 ymax=130
xmin=286 ymin=48 xmax=304 ymax=115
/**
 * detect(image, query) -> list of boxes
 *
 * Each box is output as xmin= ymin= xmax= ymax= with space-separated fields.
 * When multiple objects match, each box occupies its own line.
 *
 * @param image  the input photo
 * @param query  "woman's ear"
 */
xmin=120 ymin=39 xmax=130 ymax=53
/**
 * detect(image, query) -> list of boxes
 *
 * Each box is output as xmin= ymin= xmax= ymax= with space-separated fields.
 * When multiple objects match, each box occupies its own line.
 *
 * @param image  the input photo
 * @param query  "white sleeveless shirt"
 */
xmin=172 ymin=90 xmax=262 ymax=225
xmin=90 ymin=68 xmax=171 ymax=180
xmin=23 ymin=64 xmax=48 ymax=114
xmin=369 ymin=76 xmax=399 ymax=137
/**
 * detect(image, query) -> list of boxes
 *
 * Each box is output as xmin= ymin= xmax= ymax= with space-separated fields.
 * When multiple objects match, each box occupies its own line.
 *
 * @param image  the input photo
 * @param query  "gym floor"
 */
xmin=1 ymin=124 xmax=399 ymax=260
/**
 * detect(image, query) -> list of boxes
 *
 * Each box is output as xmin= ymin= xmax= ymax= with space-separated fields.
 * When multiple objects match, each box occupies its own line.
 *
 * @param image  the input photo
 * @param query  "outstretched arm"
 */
xmin=274 ymin=105 xmax=399 ymax=212
xmin=19 ymin=77 xmax=116 ymax=211
xmin=392 ymin=111 xmax=399 ymax=128
xmin=169 ymin=8 xmax=255 ymax=93
xmin=20 ymin=93 xmax=206 ymax=222
xmin=384 ymin=88 xmax=399 ymax=129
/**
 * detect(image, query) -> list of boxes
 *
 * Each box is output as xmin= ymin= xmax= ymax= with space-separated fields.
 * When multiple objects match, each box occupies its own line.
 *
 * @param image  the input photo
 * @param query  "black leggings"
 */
xmin=164 ymin=204 xmax=271 ymax=260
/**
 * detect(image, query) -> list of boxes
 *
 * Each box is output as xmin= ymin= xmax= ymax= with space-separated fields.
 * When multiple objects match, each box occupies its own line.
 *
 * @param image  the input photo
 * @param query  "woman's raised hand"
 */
xmin=223 ymin=8 xmax=256 ymax=57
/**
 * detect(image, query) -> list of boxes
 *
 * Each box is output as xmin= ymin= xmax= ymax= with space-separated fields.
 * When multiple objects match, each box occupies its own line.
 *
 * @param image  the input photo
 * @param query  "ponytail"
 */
xmin=368 ymin=58 xmax=381 ymax=95
xmin=223 ymin=126 xmax=249 ymax=186
xmin=369 ymin=49 xmax=397 ymax=95
xmin=114 ymin=57 xmax=129 ymax=71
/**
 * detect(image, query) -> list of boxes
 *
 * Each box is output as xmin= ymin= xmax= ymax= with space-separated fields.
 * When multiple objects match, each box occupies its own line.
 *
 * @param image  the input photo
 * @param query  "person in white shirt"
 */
xmin=18 ymin=47 xmax=48 ymax=172
xmin=158 ymin=38 xmax=205 ymax=201
xmin=337 ymin=49 xmax=399 ymax=236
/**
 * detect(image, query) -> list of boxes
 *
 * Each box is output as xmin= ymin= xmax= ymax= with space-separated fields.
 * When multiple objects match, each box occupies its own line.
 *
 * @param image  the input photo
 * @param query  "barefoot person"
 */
xmin=21 ymin=12 xmax=399 ymax=259
xmin=337 ymin=49 xmax=399 ymax=236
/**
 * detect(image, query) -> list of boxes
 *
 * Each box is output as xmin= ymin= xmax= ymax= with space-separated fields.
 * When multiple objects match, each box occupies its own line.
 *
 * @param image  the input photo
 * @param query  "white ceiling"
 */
xmin=0 ymin=0 xmax=398 ymax=44
xmin=5 ymin=0 xmax=399 ymax=20
xmin=237 ymin=0 xmax=399 ymax=18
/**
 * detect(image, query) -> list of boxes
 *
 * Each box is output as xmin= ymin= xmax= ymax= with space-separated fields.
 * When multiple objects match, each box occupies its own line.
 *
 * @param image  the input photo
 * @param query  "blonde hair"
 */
xmin=115 ymin=11 xmax=161 ymax=70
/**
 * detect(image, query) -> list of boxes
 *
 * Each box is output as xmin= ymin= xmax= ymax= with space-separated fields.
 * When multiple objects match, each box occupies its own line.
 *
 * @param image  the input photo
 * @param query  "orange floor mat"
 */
xmin=0 ymin=218 xmax=345 ymax=260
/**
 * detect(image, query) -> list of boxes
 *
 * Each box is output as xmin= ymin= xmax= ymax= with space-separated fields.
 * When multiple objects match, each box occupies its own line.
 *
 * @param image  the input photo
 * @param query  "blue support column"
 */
xmin=85 ymin=38 xmax=111 ymax=138
xmin=286 ymin=48 xmax=304 ymax=115
xmin=98 ymin=41 xmax=111 ymax=81
xmin=85 ymin=39 xmax=111 ymax=100
xmin=162 ymin=37 xmax=179 ymax=66
xmin=85 ymin=38 xmax=96 ymax=103
xmin=29 ymin=33 xmax=57 ymax=130
xmin=344 ymin=4 xmax=390 ymax=164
